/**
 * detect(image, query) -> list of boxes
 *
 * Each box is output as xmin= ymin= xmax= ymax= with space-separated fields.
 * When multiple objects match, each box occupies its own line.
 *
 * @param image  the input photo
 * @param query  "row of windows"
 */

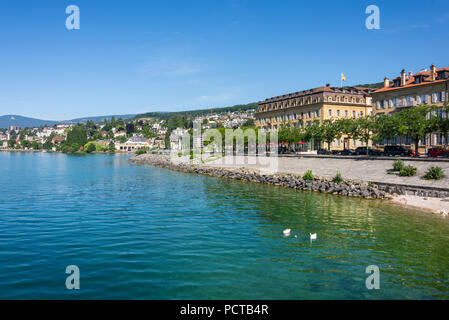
xmin=257 ymin=110 xmax=321 ymax=124
xmin=376 ymin=91 xmax=446 ymax=110
xmin=327 ymin=109 xmax=368 ymax=118
xmin=259 ymin=95 xmax=366 ymax=112
xmin=257 ymin=108 xmax=373 ymax=125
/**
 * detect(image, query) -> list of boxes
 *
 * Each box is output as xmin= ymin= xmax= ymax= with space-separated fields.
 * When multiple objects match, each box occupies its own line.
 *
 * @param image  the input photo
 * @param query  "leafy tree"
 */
xmin=321 ymin=119 xmax=342 ymax=150
xmin=66 ymin=125 xmax=87 ymax=147
xmin=356 ymin=116 xmax=375 ymax=147
xmin=108 ymin=141 xmax=116 ymax=152
xmin=7 ymin=140 xmax=16 ymax=148
xmin=372 ymin=114 xmax=399 ymax=144
xmin=340 ymin=118 xmax=361 ymax=149
xmin=43 ymin=138 xmax=53 ymax=150
xmin=303 ymin=121 xmax=323 ymax=150
xmin=436 ymin=102 xmax=449 ymax=148
xmin=126 ymin=123 xmax=135 ymax=134
xmin=85 ymin=142 xmax=97 ymax=153
xmin=396 ymin=105 xmax=434 ymax=156
xmin=31 ymin=141 xmax=41 ymax=150
xmin=71 ymin=143 xmax=80 ymax=152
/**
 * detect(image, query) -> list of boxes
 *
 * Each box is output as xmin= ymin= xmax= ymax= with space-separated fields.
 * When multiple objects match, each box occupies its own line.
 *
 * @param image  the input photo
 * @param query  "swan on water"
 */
xmin=310 ymin=233 xmax=317 ymax=240
xmin=283 ymin=229 xmax=291 ymax=236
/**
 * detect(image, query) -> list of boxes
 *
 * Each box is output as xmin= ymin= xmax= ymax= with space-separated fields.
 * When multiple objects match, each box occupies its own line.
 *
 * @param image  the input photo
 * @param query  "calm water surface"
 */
xmin=0 ymin=152 xmax=449 ymax=299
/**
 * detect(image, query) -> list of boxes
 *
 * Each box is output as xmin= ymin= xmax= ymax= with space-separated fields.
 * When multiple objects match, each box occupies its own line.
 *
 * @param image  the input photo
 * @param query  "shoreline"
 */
xmin=129 ymin=153 xmax=449 ymax=217
xmin=0 ymin=149 xmax=133 ymax=154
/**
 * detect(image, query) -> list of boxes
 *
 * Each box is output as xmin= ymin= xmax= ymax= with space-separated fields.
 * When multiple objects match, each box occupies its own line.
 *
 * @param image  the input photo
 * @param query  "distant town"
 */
xmin=0 ymin=108 xmax=256 ymax=153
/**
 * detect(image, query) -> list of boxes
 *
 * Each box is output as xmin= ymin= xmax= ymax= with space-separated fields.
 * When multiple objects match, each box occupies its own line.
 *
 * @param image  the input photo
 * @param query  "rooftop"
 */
xmin=260 ymin=86 xmax=372 ymax=104
xmin=374 ymin=66 xmax=449 ymax=93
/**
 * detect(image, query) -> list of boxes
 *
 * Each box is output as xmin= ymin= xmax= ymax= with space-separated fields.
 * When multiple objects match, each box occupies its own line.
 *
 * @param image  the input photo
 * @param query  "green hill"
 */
xmin=135 ymin=102 xmax=257 ymax=120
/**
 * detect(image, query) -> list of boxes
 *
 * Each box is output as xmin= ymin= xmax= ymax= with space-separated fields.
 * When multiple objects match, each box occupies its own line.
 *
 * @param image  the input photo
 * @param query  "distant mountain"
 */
xmin=0 ymin=115 xmax=59 ymax=129
xmin=0 ymin=114 xmax=137 ymax=129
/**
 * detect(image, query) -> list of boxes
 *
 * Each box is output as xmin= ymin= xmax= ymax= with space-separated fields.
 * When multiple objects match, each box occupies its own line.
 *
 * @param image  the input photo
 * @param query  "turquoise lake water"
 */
xmin=0 ymin=152 xmax=449 ymax=299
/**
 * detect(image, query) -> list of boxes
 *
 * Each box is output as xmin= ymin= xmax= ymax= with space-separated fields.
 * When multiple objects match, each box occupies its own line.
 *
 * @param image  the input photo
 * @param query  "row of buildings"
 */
xmin=255 ymin=64 xmax=449 ymax=151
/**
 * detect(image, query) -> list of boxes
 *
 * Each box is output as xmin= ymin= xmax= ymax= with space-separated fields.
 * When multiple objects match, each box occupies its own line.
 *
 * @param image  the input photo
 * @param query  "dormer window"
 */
xmin=415 ymin=75 xmax=423 ymax=84
xmin=393 ymin=79 xmax=401 ymax=87
xmin=437 ymin=70 xmax=449 ymax=80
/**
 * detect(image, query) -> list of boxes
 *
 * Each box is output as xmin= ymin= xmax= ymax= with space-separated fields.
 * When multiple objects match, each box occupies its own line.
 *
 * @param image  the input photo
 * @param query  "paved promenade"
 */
xmin=206 ymin=156 xmax=449 ymax=189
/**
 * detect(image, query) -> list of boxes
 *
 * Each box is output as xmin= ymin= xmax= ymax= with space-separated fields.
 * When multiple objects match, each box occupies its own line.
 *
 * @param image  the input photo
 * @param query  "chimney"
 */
xmin=383 ymin=77 xmax=390 ymax=88
xmin=326 ymin=83 xmax=330 ymax=87
xmin=430 ymin=64 xmax=437 ymax=81
xmin=400 ymin=69 xmax=406 ymax=86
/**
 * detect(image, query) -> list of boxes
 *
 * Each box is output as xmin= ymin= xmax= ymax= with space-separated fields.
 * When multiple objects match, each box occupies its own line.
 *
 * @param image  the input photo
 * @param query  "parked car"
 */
xmin=354 ymin=147 xmax=382 ymax=156
xmin=383 ymin=145 xmax=419 ymax=157
xmin=331 ymin=150 xmax=340 ymax=155
xmin=427 ymin=148 xmax=449 ymax=157
xmin=317 ymin=148 xmax=331 ymax=155
xmin=340 ymin=149 xmax=355 ymax=155
xmin=368 ymin=148 xmax=382 ymax=156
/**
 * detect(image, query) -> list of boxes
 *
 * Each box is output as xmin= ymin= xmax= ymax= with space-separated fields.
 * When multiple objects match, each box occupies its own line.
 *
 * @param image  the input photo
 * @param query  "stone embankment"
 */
xmin=129 ymin=154 xmax=391 ymax=199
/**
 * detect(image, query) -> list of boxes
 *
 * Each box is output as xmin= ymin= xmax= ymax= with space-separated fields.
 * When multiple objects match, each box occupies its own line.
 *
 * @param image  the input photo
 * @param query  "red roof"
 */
xmin=374 ymin=67 xmax=449 ymax=93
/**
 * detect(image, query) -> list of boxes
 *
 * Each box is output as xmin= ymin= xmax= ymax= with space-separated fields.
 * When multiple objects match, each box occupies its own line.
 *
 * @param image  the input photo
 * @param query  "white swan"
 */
xmin=283 ymin=229 xmax=291 ymax=236
xmin=310 ymin=233 xmax=317 ymax=240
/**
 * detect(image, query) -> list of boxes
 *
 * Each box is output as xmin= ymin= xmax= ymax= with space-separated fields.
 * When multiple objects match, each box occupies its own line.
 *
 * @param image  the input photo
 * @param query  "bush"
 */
xmin=108 ymin=142 xmax=116 ymax=152
xmin=135 ymin=148 xmax=147 ymax=155
xmin=71 ymin=143 xmax=80 ymax=152
xmin=332 ymin=172 xmax=343 ymax=184
xmin=424 ymin=166 xmax=445 ymax=180
xmin=86 ymin=143 xmax=97 ymax=153
xmin=303 ymin=170 xmax=314 ymax=181
xmin=392 ymin=159 xmax=404 ymax=171
xmin=399 ymin=165 xmax=417 ymax=177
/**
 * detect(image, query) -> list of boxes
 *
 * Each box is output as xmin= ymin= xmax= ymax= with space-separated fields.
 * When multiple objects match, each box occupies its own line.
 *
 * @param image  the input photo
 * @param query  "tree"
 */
xmin=66 ymin=125 xmax=87 ymax=147
xmin=321 ymin=119 xmax=343 ymax=150
xmin=436 ymin=102 xmax=449 ymax=148
xmin=356 ymin=116 xmax=376 ymax=147
xmin=43 ymin=138 xmax=53 ymax=150
xmin=341 ymin=118 xmax=361 ymax=149
xmin=108 ymin=141 xmax=116 ymax=152
xmin=396 ymin=105 xmax=434 ymax=156
xmin=126 ymin=123 xmax=135 ymax=134
xmin=85 ymin=142 xmax=97 ymax=153
xmin=7 ymin=140 xmax=16 ymax=148
xmin=303 ymin=121 xmax=323 ymax=150
xmin=372 ymin=114 xmax=399 ymax=145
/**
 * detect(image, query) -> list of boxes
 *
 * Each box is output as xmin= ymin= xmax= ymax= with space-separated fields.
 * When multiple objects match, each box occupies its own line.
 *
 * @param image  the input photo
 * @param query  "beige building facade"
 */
xmin=256 ymin=85 xmax=373 ymax=149
xmin=372 ymin=65 xmax=449 ymax=150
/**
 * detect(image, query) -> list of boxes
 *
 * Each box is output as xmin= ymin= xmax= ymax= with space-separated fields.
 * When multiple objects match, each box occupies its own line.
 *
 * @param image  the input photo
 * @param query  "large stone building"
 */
xmin=372 ymin=64 xmax=449 ymax=149
xmin=256 ymin=85 xmax=373 ymax=149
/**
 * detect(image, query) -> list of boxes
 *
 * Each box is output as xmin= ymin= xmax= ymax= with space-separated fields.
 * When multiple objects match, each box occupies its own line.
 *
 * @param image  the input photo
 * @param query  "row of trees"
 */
xmin=276 ymin=104 xmax=449 ymax=155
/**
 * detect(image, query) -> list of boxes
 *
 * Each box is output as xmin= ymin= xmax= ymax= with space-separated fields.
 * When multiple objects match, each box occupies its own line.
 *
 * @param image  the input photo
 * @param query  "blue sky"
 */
xmin=0 ymin=0 xmax=448 ymax=120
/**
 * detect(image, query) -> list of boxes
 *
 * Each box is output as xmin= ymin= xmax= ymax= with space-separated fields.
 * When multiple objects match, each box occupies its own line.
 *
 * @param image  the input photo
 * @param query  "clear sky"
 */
xmin=0 ymin=0 xmax=448 ymax=120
